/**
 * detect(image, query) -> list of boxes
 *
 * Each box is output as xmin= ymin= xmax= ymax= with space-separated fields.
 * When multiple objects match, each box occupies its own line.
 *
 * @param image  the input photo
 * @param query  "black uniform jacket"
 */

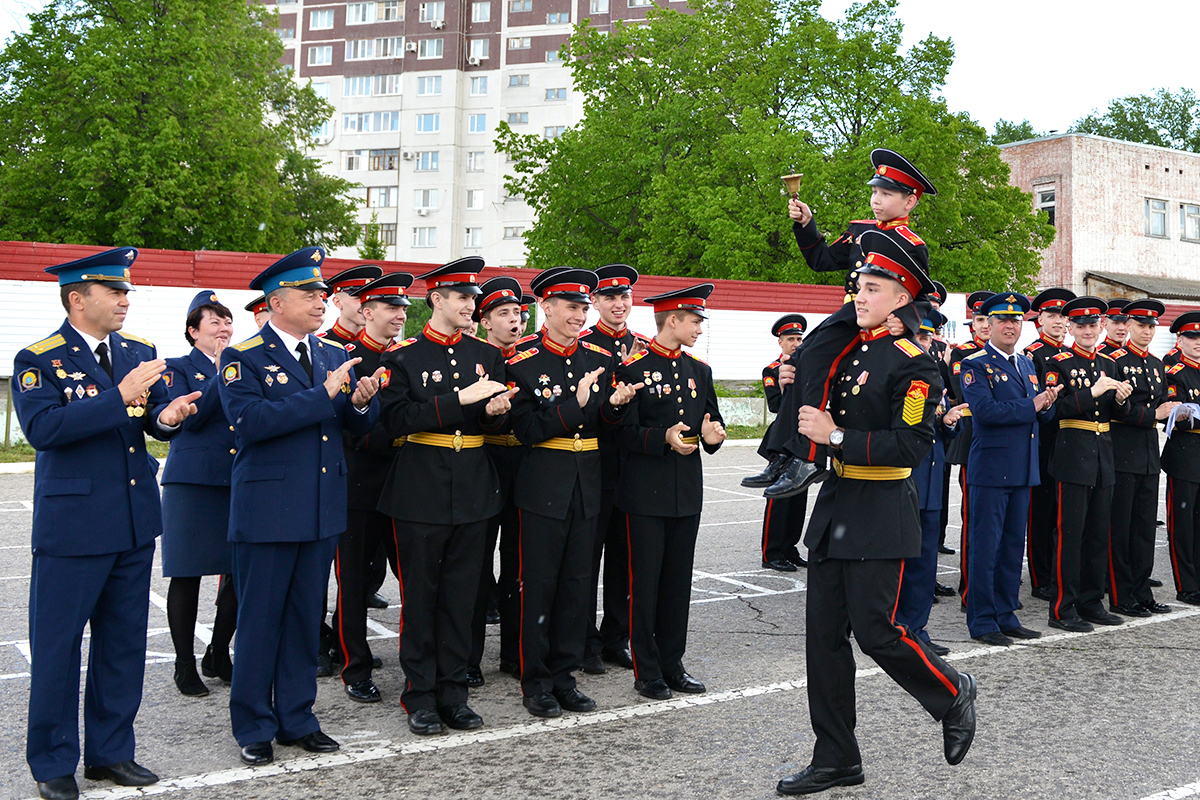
xmin=794 ymin=216 xmax=930 ymax=276
xmin=579 ymin=321 xmax=648 ymax=491
xmin=506 ymin=334 xmax=625 ymax=520
xmin=343 ymin=332 xmax=402 ymax=511
xmin=612 ymin=340 xmax=723 ymax=518
xmin=803 ymin=328 xmax=940 ymax=561
xmin=318 ymin=319 xmax=358 ymax=347
xmin=1109 ymin=344 xmax=1168 ymax=476
xmin=1043 ymin=345 xmax=1117 ymax=488
xmin=376 ymin=324 xmax=509 ymax=525
xmin=945 ymin=338 xmax=984 ymax=463
xmin=1162 ymin=355 xmax=1200 ymax=482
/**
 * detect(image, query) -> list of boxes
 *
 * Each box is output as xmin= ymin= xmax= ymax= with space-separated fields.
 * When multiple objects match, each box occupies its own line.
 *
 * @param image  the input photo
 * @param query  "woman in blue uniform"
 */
xmin=161 ymin=291 xmax=239 ymax=696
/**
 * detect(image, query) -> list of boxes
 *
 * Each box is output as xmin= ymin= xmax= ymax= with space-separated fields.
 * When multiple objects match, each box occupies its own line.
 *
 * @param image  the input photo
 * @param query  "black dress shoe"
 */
xmin=790 ymin=555 xmax=809 ymax=568
xmin=1031 ymin=586 xmax=1054 ymax=601
xmin=741 ymin=454 xmax=791 ymax=488
xmin=581 ymin=654 xmax=607 ymax=675
xmin=601 ymin=645 xmax=635 ymax=670
xmin=665 ymin=670 xmax=706 ymax=694
xmin=408 ymin=708 xmax=445 ymax=736
xmin=555 ymin=687 xmax=597 ymax=712
xmin=1081 ymin=610 xmax=1124 ymax=626
xmin=365 ymin=592 xmax=389 ymax=609
xmin=345 ymin=678 xmax=382 ymax=703
xmin=1149 ymin=577 xmax=1164 ymax=587
xmin=938 ymin=545 xmax=956 ymax=555
xmin=36 ymin=775 xmax=78 ymax=800
xmin=1110 ymin=602 xmax=1151 ymax=618
xmin=498 ymin=658 xmax=520 ymax=677
xmin=174 ymin=659 xmax=209 ymax=697
xmin=465 ymin=665 xmax=485 ymax=687
xmin=1144 ymin=600 xmax=1172 ymax=613
xmin=439 ymin=703 xmax=484 ymax=730
xmin=926 ymin=640 xmax=950 ymax=656
xmin=523 ymin=692 xmax=562 ymax=718
xmin=277 ymin=730 xmax=340 ymax=753
xmin=1048 ymin=616 xmax=1093 ymax=633
xmin=933 ymin=582 xmax=956 ymax=597
xmin=776 ymin=764 xmax=864 ymax=795
xmin=1002 ymin=626 xmax=1042 ymax=640
xmin=1177 ymin=591 xmax=1200 ymax=606
xmin=200 ymin=645 xmax=233 ymax=683
xmin=315 ymin=652 xmax=335 ymax=678
xmin=240 ymin=741 xmax=274 ymax=765
xmin=763 ymin=460 xmax=827 ymax=499
xmin=972 ymin=631 xmax=1013 ymax=647
xmin=634 ymin=678 xmax=672 ymax=700
xmin=372 ymin=655 xmax=383 ymax=668
xmin=84 ymin=760 xmax=159 ymax=786
xmin=485 ymin=608 xmax=501 ymax=625
xmin=942 ymin=672 xmax=977 ymax=765
xmin=763 ymin=558 xmax=797 ymax=572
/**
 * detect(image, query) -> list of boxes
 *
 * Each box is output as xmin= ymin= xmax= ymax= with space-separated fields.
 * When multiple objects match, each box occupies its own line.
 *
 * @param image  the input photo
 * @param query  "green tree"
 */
xmin=0 ymin=0 xmax=360 ymax=252
xmin=991 ymin=119 xmax=1042 ymax=145
xmin=358 ymin=212 xmax=388 ymax=260
xmin=1072 ymin=88 xmax=1200 ymax=152
xmin=496 ymin=0 xmax=1053 ymax=292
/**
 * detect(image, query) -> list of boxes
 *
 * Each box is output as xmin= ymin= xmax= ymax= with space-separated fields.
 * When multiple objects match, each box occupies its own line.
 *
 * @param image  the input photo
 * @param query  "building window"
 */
xmin=507 ymin=112 xmax=528 ymax=124
xmin=508 ymin=37 xmax=531 ymax=49
xmin=412 ymin=227 xmax=437 ymax=248
xmin=590 ymin=0 xmax=609 ymax=11
xmin=344 ymin=76 xmax=371 ymax=96
xmin=368 ymin=187 xmax=396 ymax=208
xmin=470 ymin=39 xmax=490 ymax=60
xmin=1146 ymin=198 xmax=1168 ymax=238
xmin=545 ymin=87 xmax=566 ymax=100
xmin=347 ymin=2 xmax=376 ymax=24
xmin=277 ymin=27 xmax=295 ymax=40
xmin=370 ymin=149 xmax=399 ymax=170
xmin=544 ymin=125 xmax=565 ymax=139
xmin=509 ymin=74 xmax=530 ymax=87
xmin=472 ymin=1 xmax=491 ymax=21
xmin=344 ymin=110 xmax=402 ymax=132
xmin=346 ymin=39 xmax=376 ymax=60
xmin=419 ymin=1 xmax=445 ymax=21
xmin=546 ymin=49 xmax=561 ymax=62
xmin=417 ymin=76 xmax=442 ymax=95
xmin=470 ymin=76 xmax=488 ymax=95
xmin=467 ymin=151 xmax=485 ymax=171
xmin=378 ymin=223 xmax=397 ymax=246
xmin=466 ymin=189 xmax=483 ymax=209
xmin=1036 ymin=188 xmax=1055 ymax=228
xmin=414 ymin=189 xmax=438 ymax=210
xmin=416 ymin=113 xmax=440 ymax=133
xmin=465 ymin=227 xmax=483 ymax=248
xmin=469 ymin=114 xmax=487 ymax=133
xmin=344 ymin=150 xmax=364 ymax=170
xmin=374 ymin=74 xmax=402 ymax=95
xmin=415 ymin=151 xmax=439 ymax=171
xmin=504 ymin=226 xmax=524 ymax=239
xmin=380 ymin=1 xmax=403 ymax=21
xmin=313 ymin=119 xmax=331 ymax=139
xmin=1183 ymin=203 xmax=1200 ymax=242
xmin=376 ymin=36 xmax=403 ymax=57
xmin=308 ymin=45 xmax=333 ymax=66
xmin=310 ymin=9 xmax=334 ymax=29
xmin=547 ymin=12 xmax=569 ymax=22
xmin=628 ymin=0 xmax=651 ymax=6
xmin=418 ymin=38 xmax=444 ymax=58
xmin=310 ymin=81 xmax=330 ymax=99
xmin=510 ymin=0 xmax=532 ymax=10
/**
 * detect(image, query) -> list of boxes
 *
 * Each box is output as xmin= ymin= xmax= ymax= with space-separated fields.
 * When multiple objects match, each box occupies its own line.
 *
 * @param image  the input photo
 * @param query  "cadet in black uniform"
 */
xmin=777 ymin=232 xmax=975 ymax=796
xmin=1042 ymin=297 xmax=1132 ymax=631
xmin=1022 ymin=288 xmax=1075 ymax=600
xmin=246 ymin=295 xmax=270 ymax=330
xmin=578 ymin=263 xmax=648 ymax=673
xmin=614 ymin=284 xmax=726 ymax=700
xmin=1107 ymin=299 xmax=1174 ymax=616
xmin=376 ymin=259 xmax=516 ymax=735
xmin=331 ymin=273 xmax=412 ymax=703
xmin=927 ymin=281 xmax=956 ymax=560
xmin=318 ymin=265 xmax=382 ymax=345
xmin=505 ymin=268 xmax=640 ymax=717
xmin=1163 ymin=311 xmax=1200 ymax=606
xmin=1098 ymin=298 xmax=1131 ymax=355
xmin=758 ymin=314 xmax=810 ymax=571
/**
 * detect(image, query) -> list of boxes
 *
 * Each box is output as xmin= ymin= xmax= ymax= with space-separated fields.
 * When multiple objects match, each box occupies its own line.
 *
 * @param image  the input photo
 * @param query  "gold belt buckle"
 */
xmin=453 ymin=432 xmax=464 ymax=452
xmin=573 ymin=437 xmax=584 ymax=452
xmin=507 ymin=434 xmax=519 ymax=447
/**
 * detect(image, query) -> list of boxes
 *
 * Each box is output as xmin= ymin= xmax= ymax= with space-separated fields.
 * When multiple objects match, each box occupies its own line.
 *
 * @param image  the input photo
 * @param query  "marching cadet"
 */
xmin=218 ymin=247 xmax=383 ymax=766
xmin=245 ymin=295 xmax=270 ymax=330
xmin=1022 ymin=288 xmax=1075 ymax=601
xmin=505 ymin=268 xmax=640 ymax=717
xmin=895 ymin=309 xmax=964 ymax=657
xmin=331 ymin=273 xmax=413 ymax=703
xmin=756 ymin=314 xmax=810 ymax=572
xmin=947 ymin=290 xmax=992 ymax=605
xmin=1162 ymin=311 xmax=1200 ymax=606
xmin=762 ymin=149 xmax=933 ymax=500
xmin=959 ymin=293 xmax=1058 ymax=646
xmin=614 ymin=284 xmax=726 ymax=700
xmin=375 ymin=259 xmax=515 ymax=736
xmin=1108 ymin=300 xmax=1174 ymax=616
xmin=318 ymin=265 xmax=383 ymax=345
xmin=14 ymin=248 xmax=202 ymax=800
xmin=579 ymin=263 xmax=648 ymax=673
xmin=1041 ymin=297 xmax=1132 ymax=631
xmin=1099 ymin=299 xmax=1131 ymax=355
xmin=779 ymin=231 xmax=975 ymax=796
xmin=468 ymin=276 xmax=529 ymax=685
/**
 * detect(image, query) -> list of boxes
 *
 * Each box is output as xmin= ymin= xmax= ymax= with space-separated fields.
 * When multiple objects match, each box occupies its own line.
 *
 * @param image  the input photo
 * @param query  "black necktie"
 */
xmin=96 ymin=341 xmax=113 ymax=379
xmin=1009 ymin=355 xmax=1017 ymax=370
xmin=296 ymin=341 xmax=313 ymax=381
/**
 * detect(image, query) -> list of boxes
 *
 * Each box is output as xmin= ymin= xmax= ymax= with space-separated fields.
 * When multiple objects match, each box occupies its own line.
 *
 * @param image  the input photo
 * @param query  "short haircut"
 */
xmin=425 ymin=287 xmax=453 ymax=309
xmin=654 ymin=309 xmax=700 ymax=331
xmin=185 ymin=302 xmax=233 ymax=345
xmin=60 ymin=281 xmax=91 ymax=311
xmin=265 ymin=287 xmax=287 ymax=312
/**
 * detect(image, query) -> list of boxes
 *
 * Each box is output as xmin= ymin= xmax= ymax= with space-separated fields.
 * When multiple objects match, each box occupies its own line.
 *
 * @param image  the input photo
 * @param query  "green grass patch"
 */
xmin=725 ymin=424 xmax=767 ymax=440
xmin=0 ymin=438 xmax=170 ymax=463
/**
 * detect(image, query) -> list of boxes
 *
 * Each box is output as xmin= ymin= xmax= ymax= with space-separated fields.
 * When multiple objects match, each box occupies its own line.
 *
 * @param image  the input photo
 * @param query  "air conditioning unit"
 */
xmin=404 ymin=41 xmax=418 ymax=52
xmin=467 ymin=56 xmax=481 ymax=66
xmin=416 ymin=208 xmax=429 ymax=216
xmin=431 ymin=19 xmax=445 ymax=28
xmin=401 ymin=150 xmax=415 ymax=160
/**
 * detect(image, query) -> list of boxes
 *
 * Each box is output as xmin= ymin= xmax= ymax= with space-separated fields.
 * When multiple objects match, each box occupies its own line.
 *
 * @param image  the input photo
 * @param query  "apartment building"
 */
xmin=270 ymin=0 xmax=684 ymax=265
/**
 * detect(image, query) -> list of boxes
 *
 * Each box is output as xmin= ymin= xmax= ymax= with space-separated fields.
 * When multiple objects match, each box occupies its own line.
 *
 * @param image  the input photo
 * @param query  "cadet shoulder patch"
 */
xmin=763 ymin=376 xmax=776 ymax=387
xmin=954 ymin=342 xmax=978 ymax=354
xmin=516 ymin=333 xmax=540 ymax=345
xmin=895 ymin=226 xmax=925 ymax=246
xmin=387 ymin=337 xmax=418 ymax=352
xmin=953 ymin=362 xmax=961 ymax=375
xmin=1110 ymin=348 xmax=1127 ymax=359
xmin=222 ymin=362 xmax=241 ymax=385
xmin=1052 ymin=352 xmax=1073 ymax=362
xmin=962 ymin=370 xmax=974 ymax=386
xmin=344 ymin=342 xmax=357 ymax=353
xmin=17 ymin=367 xmax=41 ymax=392
xmin=1025 ymin=341 xmax=1043 ymax=353
xmin=576 ymin=328 xmax=593 ymax=338
xmin=1168 ymin=363 xmax=1185 ymax=374
xmin=162 ymin=372 xmax=174 ymax=389
xmin=1098 ymin=352 xmax=1115 ymax=361
xmin=685 ymin=351 xmax=709 ymax=365
xmin=622 ymin=350 xmax=649 ymax=367
xmin=379 ymin=369 xmax=390 ymax=388
xmin=233 ymin=336 xmax=264 ymax=352
xmin=903 ymin=380 xmax=930 ymax=426
xmin=117 ymin=332 xmax=153 ymax=348
xmin=894 ymin=339 xmax=922 ymax=358
xmin=1168 ymin=385 xmax=1178 ymax=397
xmin=507 ymin=348 xmax=538 ymax=366
xmin=25 ymin=334 xmax=66 ymax=355
xmin=1045 ymin=372 xmax=1058 ymax=385
xmin=580 ymin=341 xmax=612 ymax=357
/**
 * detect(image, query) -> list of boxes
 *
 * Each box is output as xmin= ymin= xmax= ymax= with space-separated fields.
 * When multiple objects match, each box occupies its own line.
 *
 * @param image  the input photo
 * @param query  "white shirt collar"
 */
xmin=268 ymin=321 xmax=308 ymax=362
xmin=986 ymin=340 xmax=1017 ymax=362
xmin=69 ymin=324 xmax=110 ymax=363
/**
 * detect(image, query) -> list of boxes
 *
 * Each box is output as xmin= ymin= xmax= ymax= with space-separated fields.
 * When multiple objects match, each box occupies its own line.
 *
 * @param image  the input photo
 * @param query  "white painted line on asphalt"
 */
xmin=0 ymin=574 xmax=30 ymax=580
xmin=0 ymin=544 xmax=28 ymax=549
xmin=1139 ymin=778 xmax=1200 ymax=799
xmin=365 ymin=618 xmax=397 ymax=639
xmin=703 ymin=497 xmax=762 ymax=504
xmin=705 ymin=485 xmax=766 ymax=499
xmin=698 ymin=519 xmax=761 ymax=528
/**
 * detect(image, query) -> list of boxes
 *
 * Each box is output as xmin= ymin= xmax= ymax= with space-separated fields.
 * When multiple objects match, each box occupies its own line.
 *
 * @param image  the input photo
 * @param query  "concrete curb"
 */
xmin=0 ymin=462 xmax=35 ymax=474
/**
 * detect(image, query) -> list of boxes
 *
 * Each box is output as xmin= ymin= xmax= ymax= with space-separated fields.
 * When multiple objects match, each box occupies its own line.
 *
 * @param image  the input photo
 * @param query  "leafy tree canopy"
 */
xmin=991 ymin=119 xmax=1043 ymax=145
xmin=1072 ymin=88 xmax=1200 ymax=153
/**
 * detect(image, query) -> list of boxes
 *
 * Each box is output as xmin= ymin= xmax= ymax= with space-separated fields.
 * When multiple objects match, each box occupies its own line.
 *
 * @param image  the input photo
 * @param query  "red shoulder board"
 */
xmin=894 ymin=339 xmax=922 ymax=358
xmin=622 ymin=349 xmax=649 ymax=367
xmin=1168 ymin=363 xmax=1185 ymax=374
xmin=1052 ymin=351 xmax=1073 ymax=362
xmin=316 ymin=331 xmax=328 ymax=338
xmin=685 ymin=351 xmax=709 ymax=365
xmin=1110 ymin=349 xmax=1127 ymax=359
xmin=895 ymin=226 xmax=924 ymax=246
xmin=576 ymin=328 xmax=593 ymax=338
xmin=507 ymin=348 xmax=538 ymax=366
xmin=386 ymin=337 xmax=418 ymax=352
xmin=849 ymin=219 xmax=876 ymax=225
xmin=344 ymin=342 xmax=357 ymax=353
xmin=954 ymin=342 xmax=978 ymax=354
xmin=516 ymin=333 xmax=539 ymax=345
xmin=1098 ymin=352 xmax=1116 ymax=361
xmin=766 ymin=360 xmax=781 ymax=369
xmin=632 ymin=331 xmax=652 ymax=343
xmin=1024 ymin=341 xmax=1043 ymax=353
xmin=580 ymin=341 xmax=612 ymax=357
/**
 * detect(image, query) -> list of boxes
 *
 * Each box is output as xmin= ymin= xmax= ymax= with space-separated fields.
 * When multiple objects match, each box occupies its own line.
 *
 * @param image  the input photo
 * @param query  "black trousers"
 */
xmin=585 ymin=488 xmax=630 ymax=659
xmin=392 ymin=518 xmax=487 ymax=712
xmin=1167 ymin=477 xmax=1200 ymax=594
xmin=470 ymin=498 xmax=520 ymax=668
xmin=1109 ymin=470 xmax=1159 ymax=607
xmin=1051 ymin=481 xmax=1113 ymax=621
xmin=626 ymin=512 xmax=700 ymax=683
xmin=333 ymin=509 xmax=398 ymax=685
xmin=761 ymin=491 xmax=808 ymax=563
xmin=806 ymin=545 xmax=960 ymax=768
xmin=517 ymin=485 xmax=595 ymax=697
xmin=938 ymin=463 xmax=952 ymax=549
xmin=364 ymin=539 xmax=388 ymax=599
xmin=1026 ymin=437 xmax=1056 ymax=591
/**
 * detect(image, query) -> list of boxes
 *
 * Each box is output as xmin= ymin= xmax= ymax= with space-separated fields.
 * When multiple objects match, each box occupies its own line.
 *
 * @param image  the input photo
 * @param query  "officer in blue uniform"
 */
xmin=959 ymin=292 xmax=1058 ymax=645
xmin=218 ymin=247 xmax=383 ymax=767
xmin=13 ymin=248 xmax=202 ymax=800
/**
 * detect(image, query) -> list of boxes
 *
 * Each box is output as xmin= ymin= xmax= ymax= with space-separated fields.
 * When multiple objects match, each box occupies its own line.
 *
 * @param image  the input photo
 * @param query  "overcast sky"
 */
xmin=1 ymin=1 xmax=1193 ymax=135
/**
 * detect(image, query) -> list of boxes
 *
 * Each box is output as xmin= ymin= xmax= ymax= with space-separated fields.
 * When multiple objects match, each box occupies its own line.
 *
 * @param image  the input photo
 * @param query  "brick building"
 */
xmin=272 ymin=0 xmax=686 ymax=265
xmin=1000 ymin=133 xmax=1200 ymax=299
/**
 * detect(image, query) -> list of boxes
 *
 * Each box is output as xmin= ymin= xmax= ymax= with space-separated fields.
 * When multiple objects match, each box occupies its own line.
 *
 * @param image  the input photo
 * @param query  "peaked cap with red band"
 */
xmin=245 ymin=295 xmax=268 ymax=315
xmin=1170 ymin=310 xmax=1200 ymax=335
xmin=1124 ymin=299 xmax=1164 ymax=325
xmin=419 ymin=257 xmax=484 ymax=295
xmin=771 ymin=313 xmax=808 ymax=337
xmin=644 ymin=283 xmax=715 ymax=319
xmin=530 ymin=267 xmax=597 ymax=302
xmin=1062 ymin=296 xmax=1107 ymax=323
xmin=324 ymin=264 xmax=383 ymax=293
xmin=354 ymin=272 xmax=413 ymax=306
xmin=867 ymin=148 xmax=937 ymax=198
xmin=473 ymin=276 xmax=523 ymax=321
xmin=593 ymin=264 xmax=639 ymax=296
xmin=1105 ymin=297 xmax=1132 ymax=319
xmin=857 ymin=230 xmax=936 ymax=299
xmin=1030 ymin=287 xmax=1076 ymax=314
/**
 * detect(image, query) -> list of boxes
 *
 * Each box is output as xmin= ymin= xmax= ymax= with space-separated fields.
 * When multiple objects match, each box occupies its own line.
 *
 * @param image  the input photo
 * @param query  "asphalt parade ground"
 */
xmin=1 ymin=445 xmax=1199 ymax=800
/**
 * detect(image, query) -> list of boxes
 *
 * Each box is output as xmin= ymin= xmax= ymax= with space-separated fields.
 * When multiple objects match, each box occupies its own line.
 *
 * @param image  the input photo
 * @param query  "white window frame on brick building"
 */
xmin=590 ymin=0 xmax=609 ymax=11
xmin=510 ymin=0 xmax=532 ymax=11
xmin=1036 ymin=187 xmax=1055 ymax=227
xmin=464 ymin=227 xmax=483 ymax=248
xmin=417 ymin=76 xmax=443 ymax=96
xmin=277 ymin=27 xmax=295 ymax=40
xmin=547 ymin=12 xmax=569 ymax=23
xmin=1146 ymin=198 xmax=1168 ymax=238
xmin=546 ymin=49 xmax=561 ymax=62
xmin=418 ymin=38 xmax=444 ymax=59
xmin=470 ymin=76 xmax=488 ymax=96
xmin=376 ymin=37 xmax=403 ymax=58
xmin=347 ymin=2 xmax=376 ymax=24
xmin=1182 ymin=203 xmax=1200 ymax=242
xmin=466 ymin=151 xmax=485 ymax=172
xmin=308 ymin=45 xmax=333 ymax=66
xmin=310 ymin=9 xmax=335 ymax=29
xmin=415 ymin=151 xmax=439 ymax=171
xmin=470 ymin=39 xmax=490 ymax=60
xmin=419 ymin=1 xmax=446 ymax=21
xmin=412 ymin=227 xmax=437 ymax=248
xmin=346 ymin=39 xmax=376 ymax=60
xmin=380 ymin=0 xmax=403 ymax=21
xmin=508 ymin=37 xmax=531 ymax=50
xmin=472 ymin=1 xmax=491 ymax=21
xmin=416 ymin=113 xmax=440 ymax=133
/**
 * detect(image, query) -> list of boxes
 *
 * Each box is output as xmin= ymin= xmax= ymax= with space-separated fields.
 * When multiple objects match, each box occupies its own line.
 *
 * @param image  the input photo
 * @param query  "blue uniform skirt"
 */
xmin=161 ymin=483 xmax=233 ymax=577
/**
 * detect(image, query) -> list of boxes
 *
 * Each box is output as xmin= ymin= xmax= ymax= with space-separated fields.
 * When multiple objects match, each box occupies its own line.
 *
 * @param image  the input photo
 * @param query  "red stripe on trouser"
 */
xmin=1053 ymin=482 xmax=1066 ymax=619
xmin=761 ymin=500 xmax=773 ymax=561
xmin=391 ymin=519 xmax=410 ymax=712
xmin=1168 ymin=479 xmax=1183 ymax=592
xmin=808 ymin=336 xmax=862 ymax=461
xmin=891 ymin=560 xmax=905 ymax=623
xmin=625 ymin=514 xmax=639 ymax=678
xmin=517 ymin=509 xmax=526 ymax=687
xmin=892 ymin=560 xmax=957 ymax=696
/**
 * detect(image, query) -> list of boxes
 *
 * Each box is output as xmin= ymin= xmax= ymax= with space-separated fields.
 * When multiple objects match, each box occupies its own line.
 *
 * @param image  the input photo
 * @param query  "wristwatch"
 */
xmin=828 ymin=428 xmax=844 ymax=449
